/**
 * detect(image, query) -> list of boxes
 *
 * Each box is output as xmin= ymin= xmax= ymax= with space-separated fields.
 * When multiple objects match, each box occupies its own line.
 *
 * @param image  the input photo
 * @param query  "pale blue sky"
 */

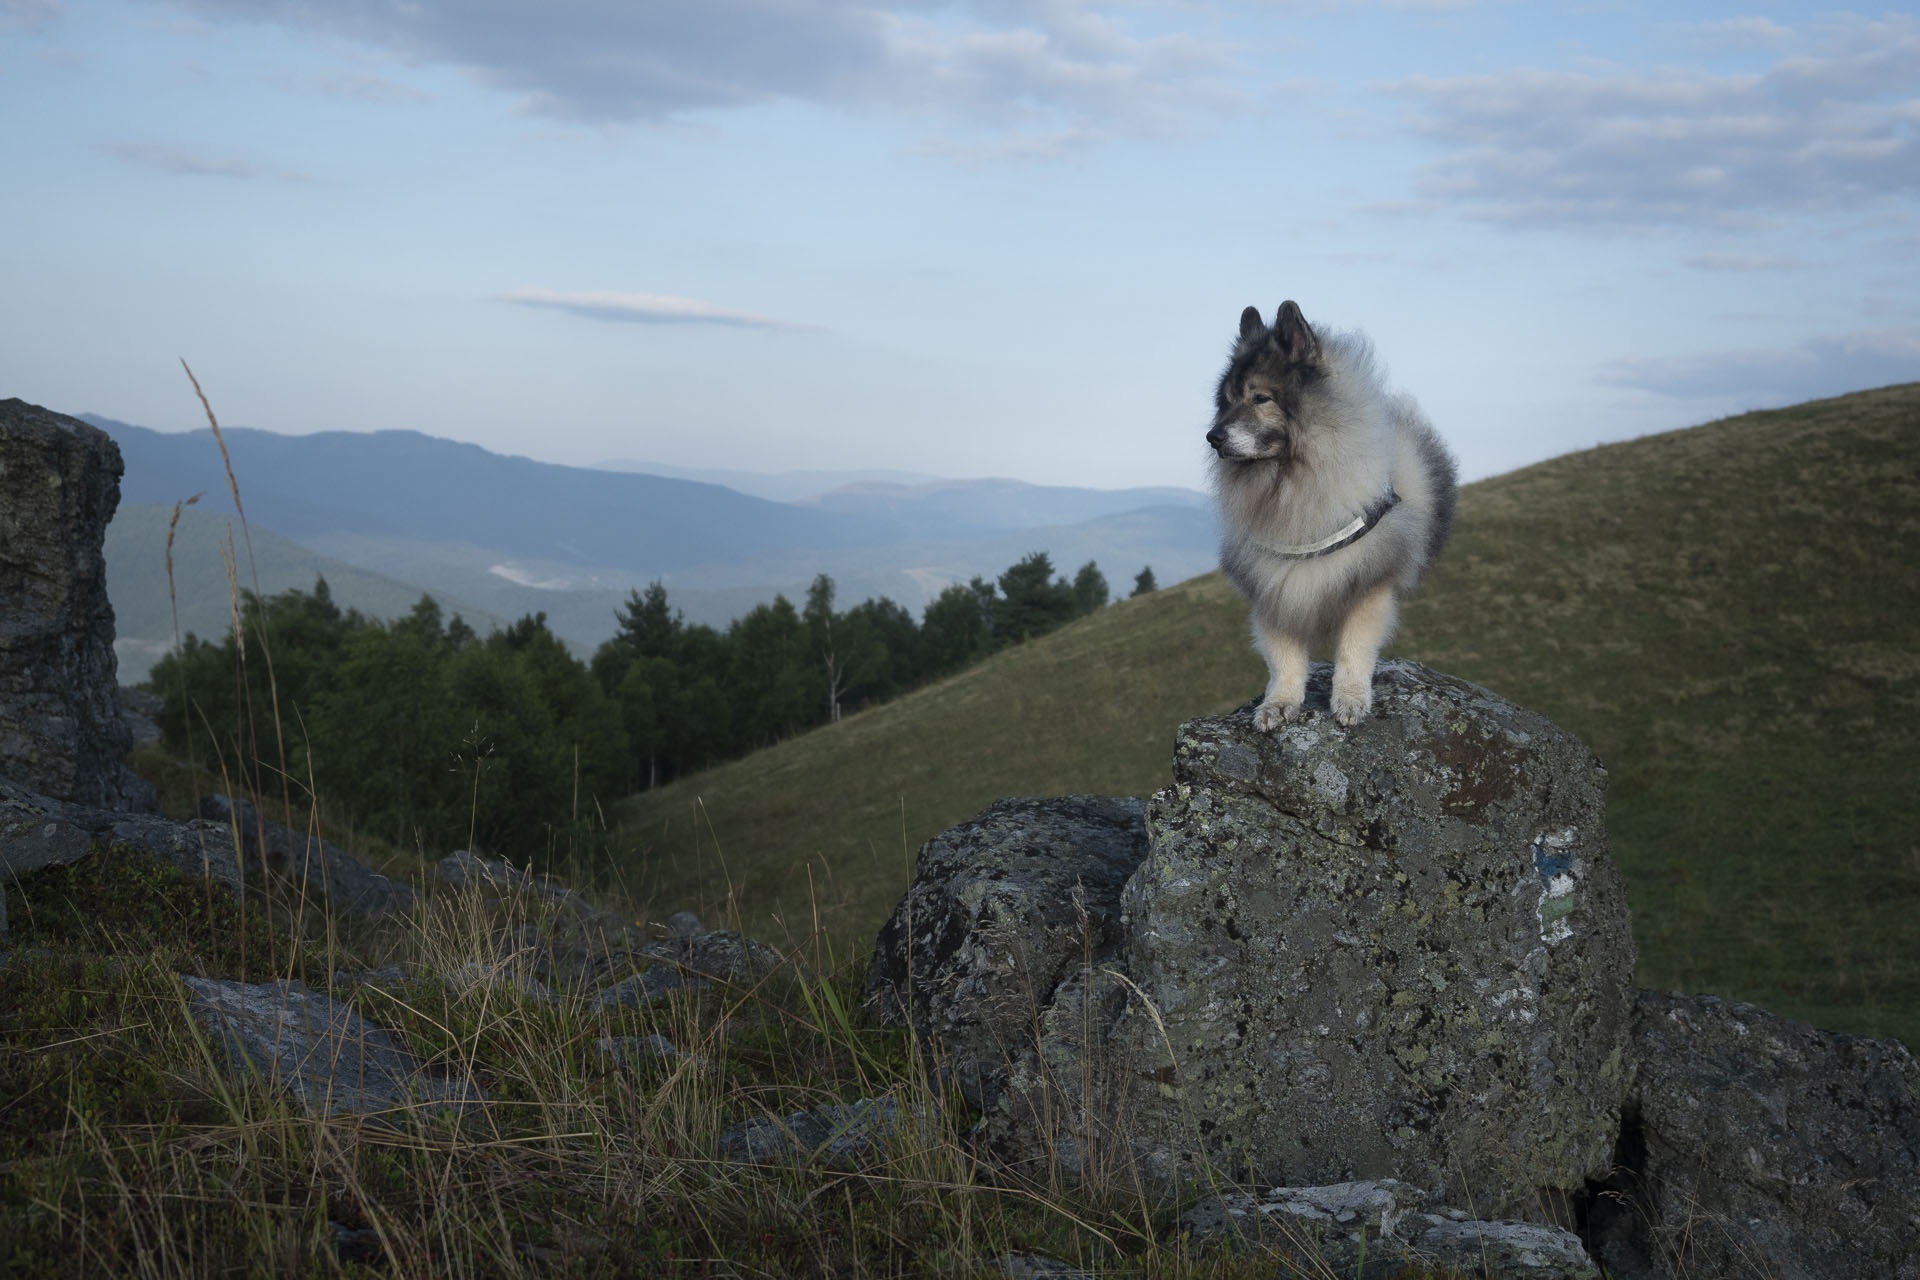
xmin=4 ymin=1 xmax=1915 ymax=490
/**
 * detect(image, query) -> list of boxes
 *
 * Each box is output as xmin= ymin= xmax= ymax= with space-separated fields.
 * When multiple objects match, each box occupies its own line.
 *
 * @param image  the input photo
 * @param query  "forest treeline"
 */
xmin=151 ymin=553 xmax=1159 ymax=858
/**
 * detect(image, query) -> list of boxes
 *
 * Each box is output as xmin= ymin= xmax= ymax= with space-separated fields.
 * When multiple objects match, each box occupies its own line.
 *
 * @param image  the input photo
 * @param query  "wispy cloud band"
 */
xmin=0 ymin=0 xmax=59 ymax=32
xmin=499 ymin=288 xmax=808 ymax=332
xmin=1392 ymin=14 xmax=1920 ymax=230
xmin=156 ymin=0 xmax=1236 ymax=149
xmin=1599 ymin=328 xmax=1920 ymax=399
xmin=100 ymin=140 xmax=306 ymax=180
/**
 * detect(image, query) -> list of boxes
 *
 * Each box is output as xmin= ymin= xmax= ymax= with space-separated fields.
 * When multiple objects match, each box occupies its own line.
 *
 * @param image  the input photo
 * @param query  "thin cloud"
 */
xmin=1 ymin=0 xmax=59 ymax=31
xmin=101 ymin=140 xmax=305 ymax=180
xmin=499 ymin=288 xmax=810 ymax=332
xmin=303 ymin=70 xmax=429 ymax=104
xmin=1391 ymin=15 xmax=1920 ymax=230
xmin=156 ymin=0 xmax=1238 ymax=146
xmin=908 ymin=127 xmax=1096 ymax=165
xmin=1683 ymin=253 xmax=1809 ymax=273
xmin=1676 ymin=16 xmax=1794 ymax=52
xmin=1597 ymin=328 xmax=1920 ymax=400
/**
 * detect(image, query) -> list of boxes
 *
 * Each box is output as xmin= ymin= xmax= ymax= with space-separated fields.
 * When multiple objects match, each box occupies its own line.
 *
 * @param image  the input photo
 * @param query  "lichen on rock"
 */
xmin=1091 ymin=661 xmax=1635 ymax=1213
xmin=864 ymin=795 xmax=1149 ymax=1108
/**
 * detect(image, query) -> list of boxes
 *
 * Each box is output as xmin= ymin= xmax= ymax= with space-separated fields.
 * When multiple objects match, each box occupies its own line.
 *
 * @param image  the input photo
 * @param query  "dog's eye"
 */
xmin=1251 ymin=393 xmax=1272 ymax=405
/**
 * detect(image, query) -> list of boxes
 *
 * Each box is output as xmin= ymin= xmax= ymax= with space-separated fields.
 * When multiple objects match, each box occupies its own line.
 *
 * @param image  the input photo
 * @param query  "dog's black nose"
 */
xmin=1205 ymin=425 xmax=1227 ymax=450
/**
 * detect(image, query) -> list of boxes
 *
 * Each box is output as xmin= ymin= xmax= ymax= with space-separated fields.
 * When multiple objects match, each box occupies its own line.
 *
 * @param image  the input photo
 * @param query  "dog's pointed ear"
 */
xmin=1238 ymin=306 xmax=1265 ymax=340
xmin=1274 ymin=300 xmax=1319 ymax=363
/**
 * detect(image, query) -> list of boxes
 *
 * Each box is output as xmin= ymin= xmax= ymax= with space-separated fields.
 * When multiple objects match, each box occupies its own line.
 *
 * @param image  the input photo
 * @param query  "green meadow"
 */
xmin=616 ymin=383 xmax=1920 ymax=1048
xmin=4 ymin=384 xmax=1912 ymax=1276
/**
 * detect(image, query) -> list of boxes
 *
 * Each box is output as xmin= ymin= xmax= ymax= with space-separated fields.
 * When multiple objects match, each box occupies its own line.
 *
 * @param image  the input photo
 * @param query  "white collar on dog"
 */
xmin=1253 ymin=489 xmax=1400 ymax=560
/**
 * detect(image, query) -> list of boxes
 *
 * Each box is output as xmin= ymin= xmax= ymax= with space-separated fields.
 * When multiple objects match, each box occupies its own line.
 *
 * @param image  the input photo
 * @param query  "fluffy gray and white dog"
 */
xmin=1208 ymin=300 xmax=1458 ymax=728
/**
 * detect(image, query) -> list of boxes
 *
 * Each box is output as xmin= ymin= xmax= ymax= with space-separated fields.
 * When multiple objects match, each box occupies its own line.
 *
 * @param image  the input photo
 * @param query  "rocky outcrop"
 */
xmin=1178 ymin=1178 xmax=1598 ymax=1278
xmin=870 ymin=661 xmax=1636 ymax=1217
xmin=182 ymin=975 xmax=487 ymax=1119
xmin=1590 ymin=990 xmax=1920 ymax=1280
xmin=0 ymin=399 xmax=152 ymax=812
xmin=1 ymin=775 xmax=244 ymax=902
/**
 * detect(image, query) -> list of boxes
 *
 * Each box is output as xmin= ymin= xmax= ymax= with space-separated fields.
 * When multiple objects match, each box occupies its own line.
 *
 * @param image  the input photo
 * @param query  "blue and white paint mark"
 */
xmin=1531 ymin=829 xmax=1580 ymax=946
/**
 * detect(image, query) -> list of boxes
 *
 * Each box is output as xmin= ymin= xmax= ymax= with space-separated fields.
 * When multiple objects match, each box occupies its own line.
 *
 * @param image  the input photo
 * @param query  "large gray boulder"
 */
xmin=871 ymin=661 xmax=1636 ymax=1217
xmin=0 ymin=398 xmax=152 ymax=812
xmin=1590 ymin=990 xmax=1920 ymax=1280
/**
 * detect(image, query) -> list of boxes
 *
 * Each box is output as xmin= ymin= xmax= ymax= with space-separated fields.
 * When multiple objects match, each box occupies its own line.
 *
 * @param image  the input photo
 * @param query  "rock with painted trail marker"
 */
xmin=875 ymin=660 xmax=1636 ymax=1217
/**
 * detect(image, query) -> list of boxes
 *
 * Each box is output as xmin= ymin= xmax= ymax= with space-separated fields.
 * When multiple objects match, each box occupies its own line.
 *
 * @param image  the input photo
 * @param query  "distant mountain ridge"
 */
xmin=85 ymin=416 xmax=891 ymax=576
xmin=596 ymin=459 xmax=944 ymax=502
xmin=85 ymin=415 xmax=1218 ymax=679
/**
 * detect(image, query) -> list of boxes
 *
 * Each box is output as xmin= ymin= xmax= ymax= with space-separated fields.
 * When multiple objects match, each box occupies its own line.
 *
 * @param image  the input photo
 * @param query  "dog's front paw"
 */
xmin=1330 ymin=685 xmax=1372 ymax=727
xmin=1254 ymin=699 xmax=1302 ymax=731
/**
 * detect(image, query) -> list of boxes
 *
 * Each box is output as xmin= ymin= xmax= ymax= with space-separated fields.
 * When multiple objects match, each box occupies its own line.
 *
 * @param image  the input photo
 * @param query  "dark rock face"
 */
xmin=1591 ymin=990 xmax=1920 ymax=1280
xmin=0 ymin=399 xmax=150 ymax=812
xmin=865 ymin=795 xmax=1149 ymax=1107
xmin=869 ymin=661 xmax=1637 ymax=1216
xmin=1 ymin=775 xmax=244 ymax=900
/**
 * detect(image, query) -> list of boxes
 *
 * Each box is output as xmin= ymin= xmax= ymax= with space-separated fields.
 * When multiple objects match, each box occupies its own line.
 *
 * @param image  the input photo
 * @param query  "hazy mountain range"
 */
xmin=88 ymin=416 xmax=1216 ymax=682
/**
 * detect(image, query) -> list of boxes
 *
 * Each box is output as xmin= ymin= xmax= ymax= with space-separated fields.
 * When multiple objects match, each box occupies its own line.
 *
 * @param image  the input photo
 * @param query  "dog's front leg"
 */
xmin=1330 ymin=581 xmax=1398 ymax=726
xmin=1252 ymin=615 xmax=1310 ymax=731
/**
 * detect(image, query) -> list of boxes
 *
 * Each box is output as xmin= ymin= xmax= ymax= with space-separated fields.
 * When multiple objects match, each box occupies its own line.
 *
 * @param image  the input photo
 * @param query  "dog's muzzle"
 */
xmin=1208 ymin=421 xmax=1284 ymax=462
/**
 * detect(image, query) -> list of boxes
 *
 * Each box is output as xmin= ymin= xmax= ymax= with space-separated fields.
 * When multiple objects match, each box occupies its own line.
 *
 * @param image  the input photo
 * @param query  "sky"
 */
xmin=2 ymin=0 xmax=1916 ymax=492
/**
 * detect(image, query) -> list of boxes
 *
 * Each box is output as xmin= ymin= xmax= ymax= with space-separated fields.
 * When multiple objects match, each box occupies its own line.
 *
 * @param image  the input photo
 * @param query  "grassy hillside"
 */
xmin=613 ymin=384 xmax=1920 ymax=1046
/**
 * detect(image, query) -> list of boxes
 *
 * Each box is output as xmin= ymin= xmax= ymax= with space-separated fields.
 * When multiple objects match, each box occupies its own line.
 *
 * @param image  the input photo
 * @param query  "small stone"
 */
xmin=593 ymin=1035 xmax=689 ymax=1068
xmin=992 ymin=1254 xmax=1094 ymax=1279
xmin=717 ymin=1096 xmax=938 ymax=1170
xmin=182 ymin=976 xmax=486 ymax=1119
xmin=1179 ymin=1180 xmax=1598 ymax=1278
xmin=593 ymin=967 xmax=705 ymax=1009
xmin=444 ymin=960 xmax=557 ymax=1004
xmin=332 ymin=964 xmax=412 ymax=990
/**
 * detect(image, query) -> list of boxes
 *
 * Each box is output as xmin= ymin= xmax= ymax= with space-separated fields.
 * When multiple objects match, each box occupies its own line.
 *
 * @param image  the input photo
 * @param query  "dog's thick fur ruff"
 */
xmin=1208 ymin=301 xmax=1457 ymax=728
